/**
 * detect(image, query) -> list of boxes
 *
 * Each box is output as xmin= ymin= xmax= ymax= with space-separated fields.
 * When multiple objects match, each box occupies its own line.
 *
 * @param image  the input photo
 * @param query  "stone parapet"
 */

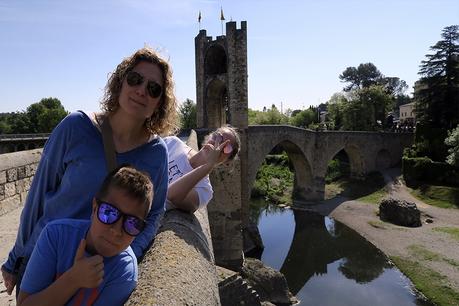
xmin=0 ymin=149 xmax=42 ymax=216
xmin=126 ymin=208 xmax=221 ymax=306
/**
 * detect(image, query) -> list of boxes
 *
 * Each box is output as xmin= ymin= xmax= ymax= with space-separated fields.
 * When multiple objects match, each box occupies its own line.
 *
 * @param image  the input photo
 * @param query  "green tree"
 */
xmin=415 ymin=25 xmax=459 ymax=131
xmin=445 ymin=124 xmax=459 ymax=166
xmin=290 ymin=108 xmax=317 ymax=128
xmin=178 ymin=99 xmax=197 ymax=130
xmin=26 ymin=97 xmax=68 ymax=133
xmin=339 ymin=63 xmax=383 ymax=91
xmin=340 ymin=85 xmax=393 ymax=131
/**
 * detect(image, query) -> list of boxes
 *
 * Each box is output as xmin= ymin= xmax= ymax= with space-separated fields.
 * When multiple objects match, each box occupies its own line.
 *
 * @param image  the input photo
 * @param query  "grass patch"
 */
xmin=390 ymin=256 xmax=459 ymax=306
xmin=433 ymin=227 xmax=459 ymax=241
xmin=368 ymin=220 xmax=387 ymax=229
xmin=408 ymin=244 xmax=442 ymax=261
xmin=408 ymin=244 xmax=459 ymax=270
xmin=409 ymin=185 xmax=459 ymax=209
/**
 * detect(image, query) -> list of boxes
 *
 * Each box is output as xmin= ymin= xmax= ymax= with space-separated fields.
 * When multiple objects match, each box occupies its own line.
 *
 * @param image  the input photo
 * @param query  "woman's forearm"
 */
xmin=17 ymin=270 xmax=80 ymax=306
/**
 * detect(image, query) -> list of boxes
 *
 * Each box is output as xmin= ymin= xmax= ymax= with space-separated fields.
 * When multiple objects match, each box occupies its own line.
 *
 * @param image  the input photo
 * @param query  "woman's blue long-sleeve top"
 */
xmin=2 ymin=111 xmax=168 ymax=273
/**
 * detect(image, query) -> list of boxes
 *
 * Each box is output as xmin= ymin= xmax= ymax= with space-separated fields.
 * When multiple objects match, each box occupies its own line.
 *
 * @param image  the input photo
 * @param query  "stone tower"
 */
xmin=195 ymin=21 xmax=248 ymax=270
xmin=195 ymin=21 xmax=248 ymax=129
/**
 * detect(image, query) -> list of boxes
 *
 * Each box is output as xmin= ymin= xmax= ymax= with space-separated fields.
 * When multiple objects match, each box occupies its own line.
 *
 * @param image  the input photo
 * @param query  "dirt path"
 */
xmin=317 ymin=168 xmax=459 ymax=297
xmin=0 ymin=207 xmax=22 ymax=306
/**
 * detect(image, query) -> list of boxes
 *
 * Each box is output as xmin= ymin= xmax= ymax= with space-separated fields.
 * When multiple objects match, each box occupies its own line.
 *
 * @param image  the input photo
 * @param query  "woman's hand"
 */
xmin=68 ymin=239 xmax=104 ymax=289
xmin=1 ymin=266 xmax=17 ymax=295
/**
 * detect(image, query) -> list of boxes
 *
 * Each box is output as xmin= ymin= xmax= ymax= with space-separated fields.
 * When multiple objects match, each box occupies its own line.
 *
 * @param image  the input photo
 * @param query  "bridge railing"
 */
xmin=0 ymin=133 xmax=50 ymax=140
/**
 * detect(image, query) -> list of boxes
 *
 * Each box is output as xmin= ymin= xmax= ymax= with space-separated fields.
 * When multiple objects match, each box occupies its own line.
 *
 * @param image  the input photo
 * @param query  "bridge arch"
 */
xmin=205 ymin=78 xmax=228 ymax=128
xmin=248 ymin=139 xmax=313 ymax=202
xmin=325 ymin=144 xmax=365 ymax=179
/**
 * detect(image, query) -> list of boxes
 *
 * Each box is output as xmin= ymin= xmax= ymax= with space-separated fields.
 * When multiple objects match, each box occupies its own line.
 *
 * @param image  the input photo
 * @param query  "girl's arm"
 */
xmin=167 ymin=140 xmax=229 ymax=213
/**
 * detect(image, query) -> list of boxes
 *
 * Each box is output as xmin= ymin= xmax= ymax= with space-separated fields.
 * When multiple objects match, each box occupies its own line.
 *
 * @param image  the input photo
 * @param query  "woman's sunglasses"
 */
xmin=95 ymin=199 xmax=146 ymax=236
xmin=126 ymin=71 xmax=162 ymax=99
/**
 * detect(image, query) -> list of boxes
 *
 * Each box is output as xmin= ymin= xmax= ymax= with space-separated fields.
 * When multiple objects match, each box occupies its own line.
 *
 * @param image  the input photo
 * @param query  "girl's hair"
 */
xmin=96 ymin=165 xmax=153 ymax=217
xmin=204 ymin=125 xmax=241 ymax=162
xmin=100 ymin=47 xmax=178 ymax=136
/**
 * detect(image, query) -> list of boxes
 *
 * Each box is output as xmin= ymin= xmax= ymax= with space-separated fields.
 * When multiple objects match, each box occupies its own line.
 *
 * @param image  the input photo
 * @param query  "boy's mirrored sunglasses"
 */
xmin=95 ymin=199 xmax=146 ymax=236
xmin=126 ymin=71 xmax=162 ymax=99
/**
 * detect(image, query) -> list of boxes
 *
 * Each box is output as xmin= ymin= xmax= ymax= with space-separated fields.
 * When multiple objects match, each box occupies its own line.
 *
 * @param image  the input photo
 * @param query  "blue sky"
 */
xmin=1 ymin=0 xmax=458 ymax=114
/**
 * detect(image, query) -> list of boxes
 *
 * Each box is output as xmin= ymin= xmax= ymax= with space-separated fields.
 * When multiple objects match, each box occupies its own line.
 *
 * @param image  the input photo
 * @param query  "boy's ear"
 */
xmin=91 ymin=198 xmax=98 ymax=215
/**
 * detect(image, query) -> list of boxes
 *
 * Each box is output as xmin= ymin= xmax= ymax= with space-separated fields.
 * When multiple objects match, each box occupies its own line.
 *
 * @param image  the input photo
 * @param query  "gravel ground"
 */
xmin=316 ymin=168 xmax=459 ymax=295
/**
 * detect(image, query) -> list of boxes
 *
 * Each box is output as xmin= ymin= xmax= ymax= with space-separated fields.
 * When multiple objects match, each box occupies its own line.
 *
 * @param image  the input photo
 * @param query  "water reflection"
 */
xmin=251 ymin=202 xmax=434 ymax=306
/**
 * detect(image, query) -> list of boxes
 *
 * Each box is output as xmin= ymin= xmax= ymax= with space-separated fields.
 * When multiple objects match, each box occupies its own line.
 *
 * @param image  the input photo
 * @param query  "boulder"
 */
xmin=241 ymin=258 xmax=298 ymax=305
xmin=379 ymin=198 xmax=421 ymax=227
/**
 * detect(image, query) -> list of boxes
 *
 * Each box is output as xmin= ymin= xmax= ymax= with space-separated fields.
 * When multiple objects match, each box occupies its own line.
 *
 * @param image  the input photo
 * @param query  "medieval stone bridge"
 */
xmin=246 ymin=125 xmax=413 ymax=202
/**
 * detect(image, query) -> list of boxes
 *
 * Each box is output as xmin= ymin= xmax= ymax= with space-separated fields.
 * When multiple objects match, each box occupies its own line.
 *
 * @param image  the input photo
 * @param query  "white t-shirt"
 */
xmin=164 ymin=136 xmax=213 ymax=209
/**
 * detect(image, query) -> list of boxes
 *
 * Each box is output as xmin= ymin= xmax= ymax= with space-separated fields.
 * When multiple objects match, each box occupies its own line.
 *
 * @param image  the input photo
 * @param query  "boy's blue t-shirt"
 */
xmin=21 ymin=219 xmax=137 ymax=306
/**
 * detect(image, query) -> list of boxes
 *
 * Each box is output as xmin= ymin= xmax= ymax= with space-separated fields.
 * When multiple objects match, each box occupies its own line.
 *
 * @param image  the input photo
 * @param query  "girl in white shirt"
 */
xmin=164 ymin=126 xmax=240 ymax=213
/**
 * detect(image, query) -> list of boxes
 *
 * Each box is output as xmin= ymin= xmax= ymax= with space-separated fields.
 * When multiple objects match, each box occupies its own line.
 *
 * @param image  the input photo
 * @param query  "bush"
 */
xmin=403 ymin=156 xmax=459 ymax=187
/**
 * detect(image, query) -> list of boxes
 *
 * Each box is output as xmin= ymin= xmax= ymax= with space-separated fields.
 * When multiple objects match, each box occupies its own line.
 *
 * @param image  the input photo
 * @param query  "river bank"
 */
xmin=313 ymin=168 xmax=459 ymax=306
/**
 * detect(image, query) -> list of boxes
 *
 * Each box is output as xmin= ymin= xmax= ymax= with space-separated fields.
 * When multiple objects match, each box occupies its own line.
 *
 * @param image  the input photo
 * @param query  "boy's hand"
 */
xmin=1 ymin=266 xmax=17 ymax=295
xmin=70 ymin=239 xmax=104 ymax=288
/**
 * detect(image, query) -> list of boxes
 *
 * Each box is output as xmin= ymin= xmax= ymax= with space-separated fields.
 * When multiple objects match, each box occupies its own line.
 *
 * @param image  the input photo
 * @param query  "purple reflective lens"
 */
xmin=97 ymin=201 xmax=145 ymax=236
xmin=124 ymin=216 xmax=143 ymax=236
xmin=98 ymin=203 xmax=121 ymax=224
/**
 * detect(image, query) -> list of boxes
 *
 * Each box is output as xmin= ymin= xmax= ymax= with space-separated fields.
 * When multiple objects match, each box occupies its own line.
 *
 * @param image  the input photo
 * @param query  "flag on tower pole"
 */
xmin=198 ymin=10 xmax=201 ymax=30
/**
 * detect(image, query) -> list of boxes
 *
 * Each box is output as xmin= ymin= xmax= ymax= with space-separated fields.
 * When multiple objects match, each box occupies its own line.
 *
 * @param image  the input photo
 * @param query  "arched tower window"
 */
xmin=204 ymin=45 xmax=227 ymax=75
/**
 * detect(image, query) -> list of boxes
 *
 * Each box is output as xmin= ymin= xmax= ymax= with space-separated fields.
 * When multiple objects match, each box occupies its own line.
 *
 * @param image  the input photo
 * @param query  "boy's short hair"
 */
xmin=96 ymin=165 xmax=153 ymax=216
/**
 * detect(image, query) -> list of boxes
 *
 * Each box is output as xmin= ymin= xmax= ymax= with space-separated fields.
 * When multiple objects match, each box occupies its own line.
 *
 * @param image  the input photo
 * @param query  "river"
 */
xmin=250 ymin=200 xmax=433 ymax=306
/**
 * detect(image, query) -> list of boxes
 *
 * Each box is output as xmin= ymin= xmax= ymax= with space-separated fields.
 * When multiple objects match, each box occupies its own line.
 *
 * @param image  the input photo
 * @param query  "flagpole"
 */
xmin=220 ymin=7 xmax=225 ymax=35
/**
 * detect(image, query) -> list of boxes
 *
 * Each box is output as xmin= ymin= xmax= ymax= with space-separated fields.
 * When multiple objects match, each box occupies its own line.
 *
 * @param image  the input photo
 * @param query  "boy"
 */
xmin=17 ymin=165 xmax=153 ymax=306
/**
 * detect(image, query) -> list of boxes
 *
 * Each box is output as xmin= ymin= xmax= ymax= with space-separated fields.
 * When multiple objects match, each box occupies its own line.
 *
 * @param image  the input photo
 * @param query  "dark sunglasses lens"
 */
xmin=147 ymin=81 xmax=162 ymax=98
xmin=124 ymin=216 xmax=145 ymax=236
xmin=126 ymin=71 xmax=143 ymax=86
xmin=98 ymin=203 xmax=120 ymax=225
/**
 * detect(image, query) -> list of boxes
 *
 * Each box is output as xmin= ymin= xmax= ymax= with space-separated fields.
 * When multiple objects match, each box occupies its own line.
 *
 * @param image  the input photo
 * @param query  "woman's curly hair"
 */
xmin=100 ymin=47 xmax=178 ymax=136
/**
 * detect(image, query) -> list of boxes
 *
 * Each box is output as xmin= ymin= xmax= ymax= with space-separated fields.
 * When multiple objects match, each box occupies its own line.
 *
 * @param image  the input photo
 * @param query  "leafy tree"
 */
xmin=7 ymin=112 xmax=31 ymax=133
xmin=339 ymin=63 xmax=383 ymax=91
xmin=290 ymin=108 xmax=317 ymax=128
xmin=326 ymin=93 xmax=348 ymax=130
xmin=340 ymin=85 xmax=392 ymax=131
xmin=26 ymin=97 xmax=68 ymax=133
xmin=445 ymin=124 xmax=459 ymax=166
xmin=415 ymin=25 xmax=459 ymax=131
xmin=249 ymin=107 xmax=289 ymax=125
xmin=178 ymin=99 xmax=197 ymax=130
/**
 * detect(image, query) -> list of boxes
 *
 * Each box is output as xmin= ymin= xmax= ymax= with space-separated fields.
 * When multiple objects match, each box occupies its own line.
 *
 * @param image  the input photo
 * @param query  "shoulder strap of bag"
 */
xmin=101 ymin=117 xmax=117 ymax=172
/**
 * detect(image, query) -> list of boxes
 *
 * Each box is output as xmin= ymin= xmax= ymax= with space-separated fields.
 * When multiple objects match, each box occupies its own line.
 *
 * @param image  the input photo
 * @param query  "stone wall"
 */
xmin=0 ymin=149 xmax=42 ymax=215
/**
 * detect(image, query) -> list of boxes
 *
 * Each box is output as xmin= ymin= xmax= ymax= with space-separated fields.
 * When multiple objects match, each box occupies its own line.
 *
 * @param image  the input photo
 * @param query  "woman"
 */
xmin=2 ymin=47 xmax=178 ymax=295
xmin=165 ymin=126 xmax=241 ymax=213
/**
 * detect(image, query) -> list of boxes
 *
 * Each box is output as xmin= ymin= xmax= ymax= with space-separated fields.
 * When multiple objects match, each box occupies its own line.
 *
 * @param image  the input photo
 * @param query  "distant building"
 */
xmin=399 ymin=102 xmax=416 ymax=124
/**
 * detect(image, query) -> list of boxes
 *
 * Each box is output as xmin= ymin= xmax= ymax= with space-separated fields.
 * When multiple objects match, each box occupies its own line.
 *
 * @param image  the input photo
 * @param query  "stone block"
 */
xmin=20 ymin=191 xmax=29 ymax=205
xmin=17 ymin=166 xmax=27 ymax=179
xmin=0 ymin=185 xmax=4 ymax=200
xmin=6 ymin=168 xmax=17 ymax=182
xmin=0 ymin=171 xmax=6 ymax=184
xmin=4 ymin=182 xmax=16 ymax=197
xmin=15 ymin=179 xmax=29 ymax=193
